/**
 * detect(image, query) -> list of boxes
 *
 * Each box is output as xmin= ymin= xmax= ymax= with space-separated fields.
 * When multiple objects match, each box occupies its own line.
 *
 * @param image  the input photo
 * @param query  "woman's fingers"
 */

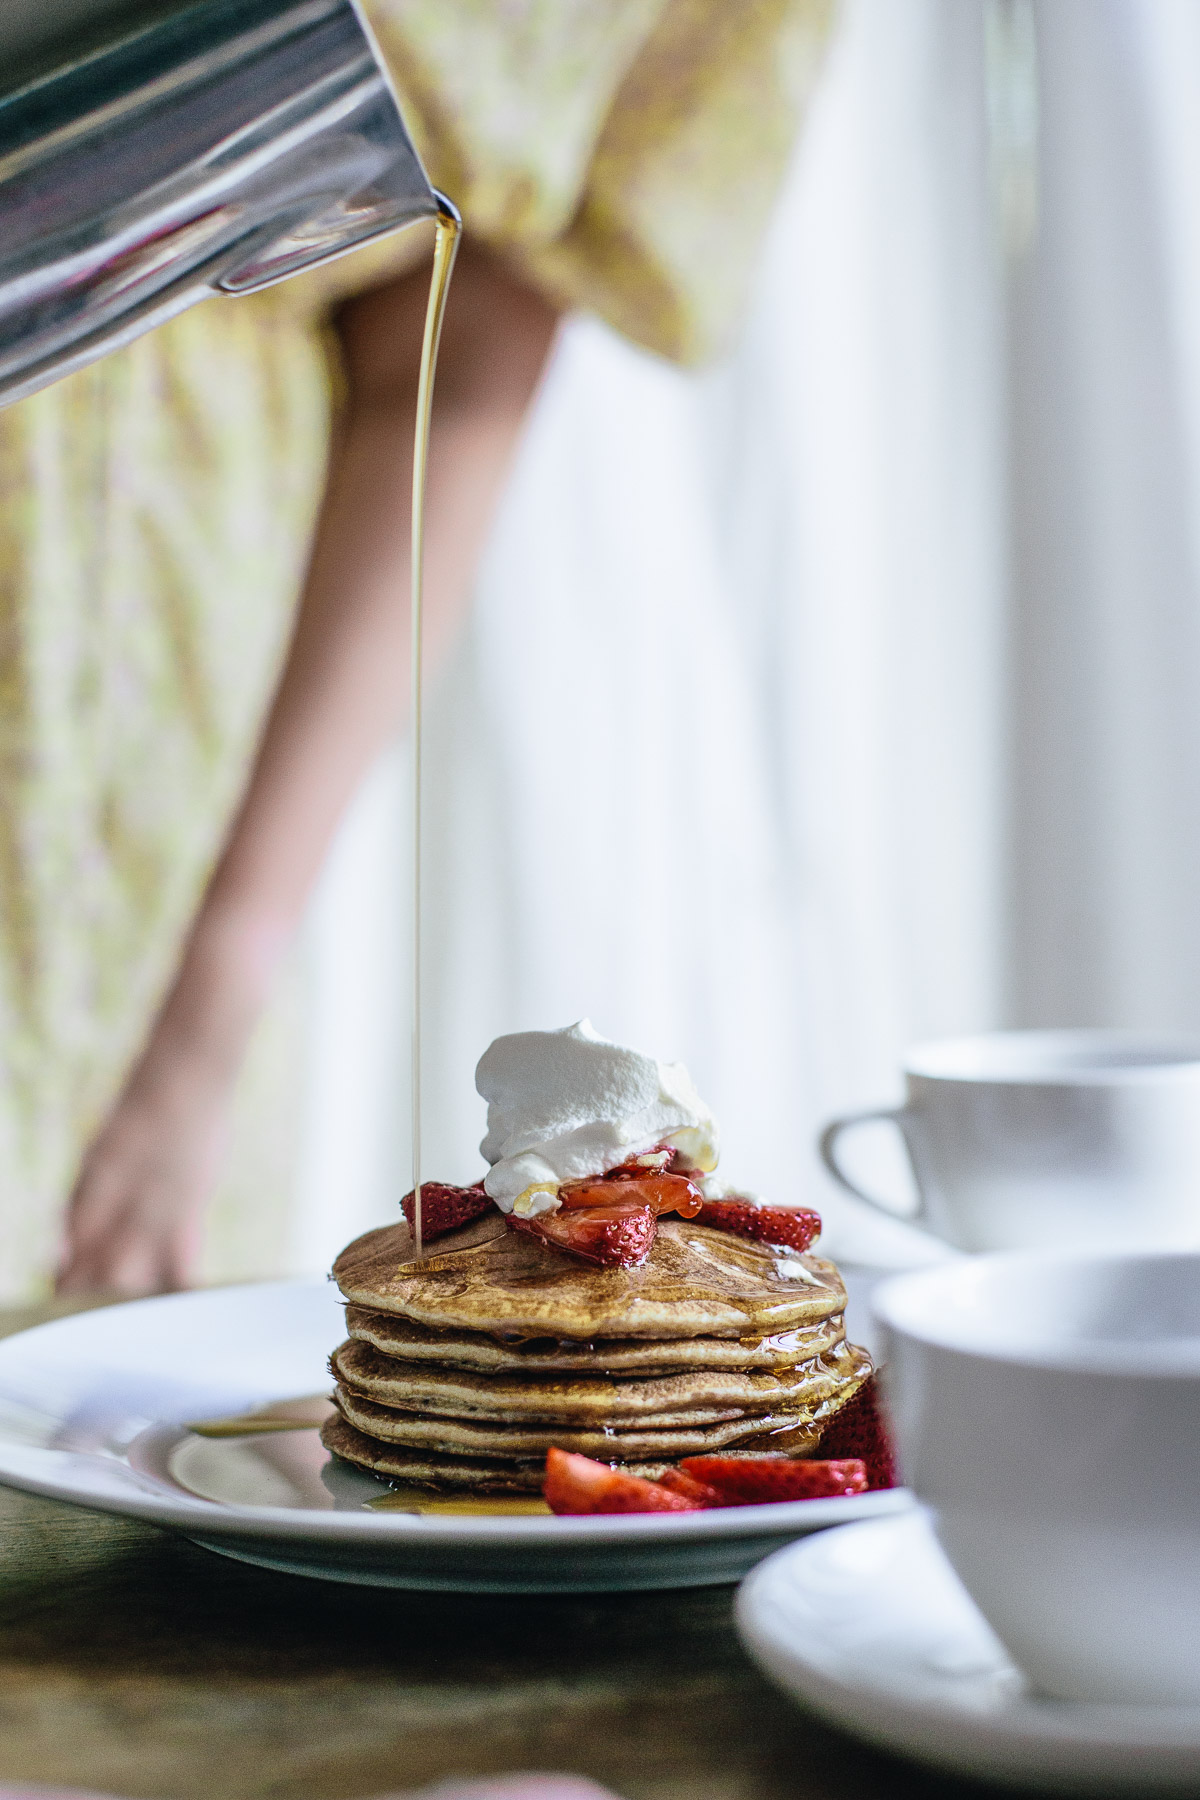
xmin=57 ymin=1084 xmax=225 ymax=1295
xmin=57 ymin=1192 xmax=186 ymax=1294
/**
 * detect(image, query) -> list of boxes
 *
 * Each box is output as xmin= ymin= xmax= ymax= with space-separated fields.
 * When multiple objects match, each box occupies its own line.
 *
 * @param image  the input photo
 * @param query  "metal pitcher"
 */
xmin=0 ymin=0 xmax=447 ymax=407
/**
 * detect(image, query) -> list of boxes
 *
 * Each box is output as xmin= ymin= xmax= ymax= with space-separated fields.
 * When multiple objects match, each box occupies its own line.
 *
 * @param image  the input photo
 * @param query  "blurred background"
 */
xmin=245 ymin=0 xmax=1200 ymax=1278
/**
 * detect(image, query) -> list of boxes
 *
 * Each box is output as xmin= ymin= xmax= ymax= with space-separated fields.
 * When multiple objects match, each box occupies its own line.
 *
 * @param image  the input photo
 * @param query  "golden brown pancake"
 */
xmin=332 ymin=1214 xmax=847 ymax=1340
xmin=321 ymin=1412 xmax=834 ymax=1491
xmin=324 ymin=1205 xmax=873 ymax=1494
xmin=332 ymin=1385 xmax=827 ymax=1460
xmin=322 ymin=1414 xmax=548 ymax=1491
xmin=343 ymin=1304 xmax=844 ymax=1374
xmin=321 ymin=1413 xmax=702 ymax=1491
xmin=330 ymin=1335 xmax=868 ymax=1427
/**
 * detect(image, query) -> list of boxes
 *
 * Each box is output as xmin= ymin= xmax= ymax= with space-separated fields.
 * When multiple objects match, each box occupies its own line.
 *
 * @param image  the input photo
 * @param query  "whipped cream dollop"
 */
xmin=476 ymin=1020 xmax=719 ymax=1216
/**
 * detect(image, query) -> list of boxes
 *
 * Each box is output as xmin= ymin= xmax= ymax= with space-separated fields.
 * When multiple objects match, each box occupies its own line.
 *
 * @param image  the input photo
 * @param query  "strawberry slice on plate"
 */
xmin=657 ymin=1466 xmax=722 ymax=1506
xmin=816 ymin=1374 xmax=898 ymax=1490
xmin=679 ymin=1456 xmax=868 ymax=1504
xmin=509 ymin=1194 xmax=657 ymax=1268
xmin=543 ymin=1448 xmax=702 ymax=1514
xmin=696 ymin=1198 xmax=821 ymax=1253
xmin=401 ymin=1181 xmax=492 ymax=1242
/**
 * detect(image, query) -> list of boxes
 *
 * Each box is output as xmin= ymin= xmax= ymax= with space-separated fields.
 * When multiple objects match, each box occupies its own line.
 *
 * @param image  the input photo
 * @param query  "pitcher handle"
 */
xmin=818 ymin=1107 xmax=923 ymax=1219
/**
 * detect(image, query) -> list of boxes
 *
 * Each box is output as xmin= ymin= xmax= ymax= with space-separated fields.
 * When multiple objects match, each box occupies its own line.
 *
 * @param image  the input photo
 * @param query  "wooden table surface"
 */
xmin=0 ymin=1298 xmax=1029 ymax=1800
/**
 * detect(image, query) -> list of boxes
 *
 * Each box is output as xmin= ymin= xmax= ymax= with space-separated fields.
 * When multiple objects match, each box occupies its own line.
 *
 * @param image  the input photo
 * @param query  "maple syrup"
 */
xmin=409 ymin=196 xmax=461 ymax=1262
xmin=366 ymin=1489 xmax=552 ymax=1516
xmin=185 ymin=1395 xmax=333 ymax=1436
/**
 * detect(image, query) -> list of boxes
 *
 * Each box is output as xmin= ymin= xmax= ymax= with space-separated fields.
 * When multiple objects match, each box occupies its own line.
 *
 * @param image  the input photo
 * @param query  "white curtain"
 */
xmin=288 ymin=0 xmax=1200 ymax=1277
xmin=1007 ymin=0 xmax=1200 ymax=1027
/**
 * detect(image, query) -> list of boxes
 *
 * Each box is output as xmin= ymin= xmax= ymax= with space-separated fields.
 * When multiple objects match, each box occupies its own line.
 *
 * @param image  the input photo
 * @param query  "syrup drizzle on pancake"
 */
xmin=332 ymin=1215 xmax=850 ymax=1341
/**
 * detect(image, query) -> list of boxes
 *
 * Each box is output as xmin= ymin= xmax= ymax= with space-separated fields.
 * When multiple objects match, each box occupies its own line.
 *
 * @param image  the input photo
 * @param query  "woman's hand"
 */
xmin=57 ymin=1053 xmax=230 ymax=1296
xmin=56 ymin=908 xmax=282 ymax=1295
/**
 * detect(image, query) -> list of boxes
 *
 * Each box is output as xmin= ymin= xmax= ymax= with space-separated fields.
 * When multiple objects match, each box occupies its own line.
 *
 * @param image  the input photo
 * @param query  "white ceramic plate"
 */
xmin=736 ymin=1511 xmax=1200 ymax=1793
xmin=0 ymin=1281 xmax=910 ymax=1592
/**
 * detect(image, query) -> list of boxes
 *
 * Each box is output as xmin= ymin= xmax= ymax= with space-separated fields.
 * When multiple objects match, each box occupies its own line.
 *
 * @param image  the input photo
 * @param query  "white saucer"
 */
xmin=0 ymin=1280 xmax=910 ymax=1593
xmin=736 ymin=1511 xmax=1200 ymax=1793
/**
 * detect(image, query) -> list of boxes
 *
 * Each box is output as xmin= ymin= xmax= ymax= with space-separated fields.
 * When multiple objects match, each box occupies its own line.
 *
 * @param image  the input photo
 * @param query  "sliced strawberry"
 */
xmin=816 ymin=1374 xmax=898 ymax=1490
xmin=509 ymin=1195 xmax=657 ymax=1268
xmin=401 ymin=1181 xmax=492 ymax=1241
xmin=600 ymin=1145 xmax=677 ymax=1176
xmin=543 ymin=1447 xmax=701 ymax=1514
xmin=508 ymin=1163 xmax=700 ymax=1268
xmin=679 ymin=1455 xmax=867 ymax=1504
xmin=697 ymin=1199 xmax=821 ymax=1253
xmin=563 ymin=1169 xmax=703 ymax=1219
xmin=657 ymin=1466 xmax=722 ymax=1506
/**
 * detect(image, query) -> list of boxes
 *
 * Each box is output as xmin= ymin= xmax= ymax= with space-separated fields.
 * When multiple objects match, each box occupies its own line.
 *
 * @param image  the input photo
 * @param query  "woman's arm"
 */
xmin=57 ymin=243 xmax=559 ymax=1294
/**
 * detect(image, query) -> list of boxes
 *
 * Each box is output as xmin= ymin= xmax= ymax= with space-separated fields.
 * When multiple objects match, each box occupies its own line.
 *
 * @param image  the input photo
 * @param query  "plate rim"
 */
xmin=735 ymin=1512 xmax=1200 ymax=1786
xmin=0 ymin=1279 xmax=911 ymax=1549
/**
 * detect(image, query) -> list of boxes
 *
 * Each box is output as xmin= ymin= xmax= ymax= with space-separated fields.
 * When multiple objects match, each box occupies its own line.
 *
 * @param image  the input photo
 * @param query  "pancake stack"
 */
xmin=323 ymin=1210 xmax=872 ymax=1493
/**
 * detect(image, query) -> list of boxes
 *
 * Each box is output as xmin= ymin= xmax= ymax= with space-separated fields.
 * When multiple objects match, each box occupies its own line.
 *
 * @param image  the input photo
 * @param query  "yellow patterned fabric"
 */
xmin=286 ymin=0 xmax=835 ymax=364
xmin=0 ymin=306 xmax=331 ymax=1296
xmin=0 ymin=0 xmax=833 ymax=1298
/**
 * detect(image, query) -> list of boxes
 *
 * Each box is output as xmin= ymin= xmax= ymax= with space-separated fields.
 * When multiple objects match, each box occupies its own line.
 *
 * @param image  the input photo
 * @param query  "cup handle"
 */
xmin=818 ymin=1107 xmax=922 ymax=1220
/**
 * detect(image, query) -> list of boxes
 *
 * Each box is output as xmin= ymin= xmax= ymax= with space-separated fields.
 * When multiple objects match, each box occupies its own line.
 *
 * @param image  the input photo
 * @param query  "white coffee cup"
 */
xmin=820 ymin=1029 xmax=1200 ymax=1253
xmin=874 ymin=1250 xmax=1200 ymax=1705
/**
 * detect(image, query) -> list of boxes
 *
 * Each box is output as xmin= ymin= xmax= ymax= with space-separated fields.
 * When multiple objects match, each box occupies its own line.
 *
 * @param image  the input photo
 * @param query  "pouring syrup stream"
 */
xmin=410 ymin=196 xmax=462 ymax=1262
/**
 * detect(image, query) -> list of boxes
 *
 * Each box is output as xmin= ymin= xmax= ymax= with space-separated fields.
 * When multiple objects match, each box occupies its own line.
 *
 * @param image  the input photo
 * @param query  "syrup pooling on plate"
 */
xmin=185 ymin=1395 xmax=333 ymax=1436
xmin=409 ymin=197 xmax=461 ymax=1262
xmin=366 ymin=1490 xmax=552 ymax=1516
